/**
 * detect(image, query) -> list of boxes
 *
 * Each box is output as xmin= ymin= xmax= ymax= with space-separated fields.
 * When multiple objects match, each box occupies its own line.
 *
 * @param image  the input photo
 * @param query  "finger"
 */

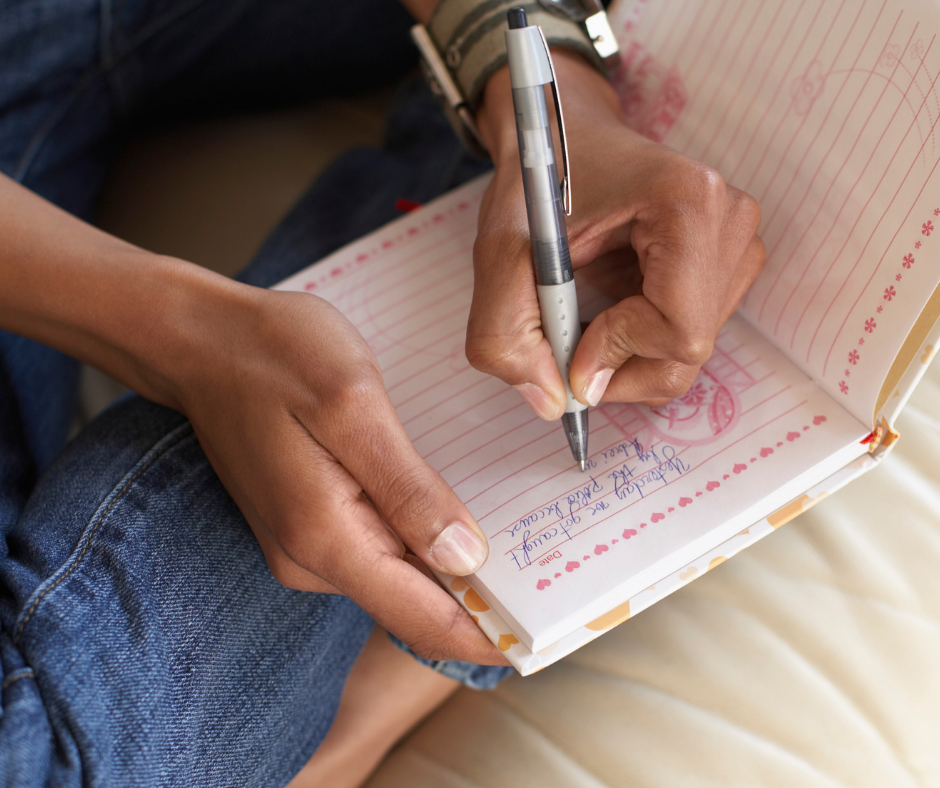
xmin=600 ymin=355 xmax=701 ymax=405
xmin=261 ymin=420 xmax=506 ymax=664
xmin=466 ymin=218 xmax=567 ymax=421
xmin=568 ymin=293 xmax=713 ymax=406
xmin=300 ymin=370 xmax=491 ymax=578
xmin=719 ymin=234 xmax=765 ymax=325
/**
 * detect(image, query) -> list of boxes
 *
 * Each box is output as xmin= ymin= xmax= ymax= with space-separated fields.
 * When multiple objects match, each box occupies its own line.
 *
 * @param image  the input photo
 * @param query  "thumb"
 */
xmin=569 ymin=294 xmax=712 ymax=406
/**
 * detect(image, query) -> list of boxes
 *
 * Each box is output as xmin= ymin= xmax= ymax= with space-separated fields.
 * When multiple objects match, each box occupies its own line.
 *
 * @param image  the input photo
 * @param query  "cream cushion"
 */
xmin=94 ymin=96 xmax=940 ymax=788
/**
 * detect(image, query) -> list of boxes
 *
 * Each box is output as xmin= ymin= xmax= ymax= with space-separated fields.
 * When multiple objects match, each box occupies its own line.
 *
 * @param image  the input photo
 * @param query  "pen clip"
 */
xmin=537 ymin=26 xmax=571 ymax=216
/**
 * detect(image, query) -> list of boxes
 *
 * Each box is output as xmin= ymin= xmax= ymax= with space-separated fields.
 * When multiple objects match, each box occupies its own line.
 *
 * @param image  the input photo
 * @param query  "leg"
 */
xmin=287 ymin=628 xmax=459 ymax=788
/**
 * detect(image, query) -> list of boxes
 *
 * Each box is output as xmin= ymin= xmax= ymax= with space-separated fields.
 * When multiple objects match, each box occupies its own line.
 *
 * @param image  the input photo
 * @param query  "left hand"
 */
xmin=466 ymin=50 xmax=765 ymax=417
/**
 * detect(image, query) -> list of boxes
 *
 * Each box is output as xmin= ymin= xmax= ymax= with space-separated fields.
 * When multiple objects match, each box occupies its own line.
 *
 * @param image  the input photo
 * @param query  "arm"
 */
xmin=0 ymin=172 xmax=505 ymax=664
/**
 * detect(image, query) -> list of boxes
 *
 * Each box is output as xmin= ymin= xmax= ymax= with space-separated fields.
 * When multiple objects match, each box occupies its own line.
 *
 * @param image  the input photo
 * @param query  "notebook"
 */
xmin=274 ymin=0 xmax=940 ymax=674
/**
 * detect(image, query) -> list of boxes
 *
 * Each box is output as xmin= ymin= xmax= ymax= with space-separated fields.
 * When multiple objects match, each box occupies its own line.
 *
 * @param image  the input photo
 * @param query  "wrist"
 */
xmin=475 ymin=47 xmax=622 ymax=167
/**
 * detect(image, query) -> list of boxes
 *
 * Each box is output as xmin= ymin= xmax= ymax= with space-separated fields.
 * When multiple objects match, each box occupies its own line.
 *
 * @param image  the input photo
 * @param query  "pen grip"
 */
xmin=537 ymin=281 xmax=586 ymax=414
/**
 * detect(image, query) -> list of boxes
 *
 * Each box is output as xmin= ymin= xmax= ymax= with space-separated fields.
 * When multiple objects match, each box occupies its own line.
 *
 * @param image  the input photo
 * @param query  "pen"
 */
xmin=505 ymin=7 xmax=588 ymax=471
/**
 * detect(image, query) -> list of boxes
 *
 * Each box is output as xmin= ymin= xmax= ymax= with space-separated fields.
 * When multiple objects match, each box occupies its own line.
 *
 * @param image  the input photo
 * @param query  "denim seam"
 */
xmin=12 ymin=421 xmax=195 ymax=645
xmin=1 ymin=668 xmax=36 ymax=690
xmin=13 ymin=0 xmax=218 ymax=183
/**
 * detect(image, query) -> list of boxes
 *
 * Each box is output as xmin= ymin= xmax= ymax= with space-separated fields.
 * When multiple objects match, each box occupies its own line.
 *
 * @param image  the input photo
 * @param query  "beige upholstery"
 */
xmin=96 ymin=96 xmax=940 ymax=788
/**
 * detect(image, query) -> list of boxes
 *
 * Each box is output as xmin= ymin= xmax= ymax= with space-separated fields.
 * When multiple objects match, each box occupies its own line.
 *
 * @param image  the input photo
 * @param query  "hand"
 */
xmin=170 ymin=284 xmax=506 ymax=665
xmin=467 ymin=51 xmax=764 ymax=417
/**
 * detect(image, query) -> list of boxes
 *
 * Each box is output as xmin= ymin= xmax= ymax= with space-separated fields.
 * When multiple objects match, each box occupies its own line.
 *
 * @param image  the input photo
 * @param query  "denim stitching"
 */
xmin=13 ymin=0 xmax=219 ymax=183
xmin=1 ymin=668 xmax=36 ymax=690
xmin=13 ymin=422 xmax=194 ymax=644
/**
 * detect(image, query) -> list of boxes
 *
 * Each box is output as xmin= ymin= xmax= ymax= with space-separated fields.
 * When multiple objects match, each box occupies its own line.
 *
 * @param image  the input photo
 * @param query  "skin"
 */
xmin=0 ymin=1 xmax=765 ymax=783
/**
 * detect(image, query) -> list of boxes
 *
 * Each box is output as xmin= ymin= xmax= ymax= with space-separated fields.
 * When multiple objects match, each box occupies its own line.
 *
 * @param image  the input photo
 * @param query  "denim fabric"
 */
xmin=0 ymin=0 xmax=511 ymax=784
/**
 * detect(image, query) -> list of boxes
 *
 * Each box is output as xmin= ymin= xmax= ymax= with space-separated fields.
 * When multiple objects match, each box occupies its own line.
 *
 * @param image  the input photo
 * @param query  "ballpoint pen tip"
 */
xmin=579 ymin=459 xmax=586 ymax=472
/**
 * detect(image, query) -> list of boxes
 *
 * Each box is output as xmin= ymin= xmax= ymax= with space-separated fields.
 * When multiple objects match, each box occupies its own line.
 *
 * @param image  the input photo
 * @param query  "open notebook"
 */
xmin=275 ymin=0 xmax=940 ymax=674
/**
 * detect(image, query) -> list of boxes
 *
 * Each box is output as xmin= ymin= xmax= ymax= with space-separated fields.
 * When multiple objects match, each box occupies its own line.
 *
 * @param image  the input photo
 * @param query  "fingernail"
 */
xmin=431 ymin=522 xmax=488 ymax=575
xmin=513 ymin=383 xmax=564 ymax=420
xmin=582 ymin=368 xmax=614 ymax=406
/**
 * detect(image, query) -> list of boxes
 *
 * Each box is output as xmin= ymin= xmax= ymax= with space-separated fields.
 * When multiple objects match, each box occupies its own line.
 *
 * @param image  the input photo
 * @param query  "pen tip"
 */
xmin=579 ymin=459 xmax=586 ymax=472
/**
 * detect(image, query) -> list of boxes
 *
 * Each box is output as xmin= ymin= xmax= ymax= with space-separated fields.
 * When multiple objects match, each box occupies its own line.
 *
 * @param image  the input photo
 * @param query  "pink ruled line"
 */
xmin=725 ymin=0 xmax=829 ymax=183
xmin=787 ymin=29 xmax=929 ymax=350
xmin=517 ymin=399 xmax=810 ymax=568
xmin=423 ymin=399 xmax=528 ymax=460
xmin=811 ymin=54 xmax=940 ymax=370
xmin=753 ymin=0 xmax=874 ymax=213
xmin=400 ymin=375 xmax=495 ymax=429
xmin=409 ymin=383 xmax=512 ymax=441
xmin=438 ymin=412 xmax=540 ymax=474
xmin=702 ymin=0 xmax=791 ymax=166
xmin=681 ymin=0 xmax=759 ymax=159
xmin=757 ymin=4 xmax=897 ymax=328
xmin=382 ymin=323 xmax=466 ymax=377
xmin=823 ymin=112 xmax=940 ymax=375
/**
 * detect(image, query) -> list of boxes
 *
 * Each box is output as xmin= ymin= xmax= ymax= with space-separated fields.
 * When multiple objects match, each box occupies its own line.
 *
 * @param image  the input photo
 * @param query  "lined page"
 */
xmin=609 ymin=0 xmax=940 ymax=424
xmin=275 ymin=179 xmax=868 ymax=649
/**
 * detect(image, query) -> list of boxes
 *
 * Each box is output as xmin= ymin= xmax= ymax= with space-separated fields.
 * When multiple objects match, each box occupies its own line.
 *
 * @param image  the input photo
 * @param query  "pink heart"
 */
xmin=622 ymin=528 xmax=638 ymax=539
xmin=813 ymin=415 xmax=827 ymax=425
xmin=723 ymin=474 xmax=730 ymax=479
xmin=679 ymin=497 xmax=693 ymax=507
xmin=594 ymin=544 xmax=609 ymax=555
xmin=554 ymin=572 xmax=561 ymax=578
xmin=650 ymin=512 xmax=665 ymax=523
xmin=776 ymin=441 xmax=784 ymax=447
xmin=750 ymin=457 xmax=757 ymax=463
xmin=695 ymin=491 xmax=703 ymax=497
xmin=668 ymin=507 xmax=675 ymax=512
xmin=565 ymin=561 xmax=580 ymax=572
xmin=611 ymin=538 xmax=619 ymax=544
xmin=583 ymin=555 xmax=590 ymax=560
xmin=803 ymin=426 xmax=809 ymax=431
xmin=787 ymin=431 xmax=800 ymax=441
xmin=706 ymin=481 xmax=720 ymax=491
xmin=639 ymin=522 xmax=647 ymax=528
xmin=733 ymin=463 xmax=747 ymax=474
xmin=537 ymin=579 xmax=551 ymax=590
xmin=760 ymin=447 xmax=774 ymax=458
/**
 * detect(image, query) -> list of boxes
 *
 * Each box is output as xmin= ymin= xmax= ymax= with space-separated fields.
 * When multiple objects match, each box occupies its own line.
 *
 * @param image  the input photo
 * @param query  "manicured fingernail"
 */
xmin=431 ymin=522 xmax=488 ymax=575
xmin=582 ymin=368 xmax=614 ymax=407
xmin=513 ymin=383 xmax=564 ymax=420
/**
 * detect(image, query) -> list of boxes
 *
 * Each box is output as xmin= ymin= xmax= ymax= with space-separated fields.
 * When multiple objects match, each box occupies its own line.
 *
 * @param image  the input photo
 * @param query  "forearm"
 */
xmin=0 ymin=172 xmax=248 ymax=411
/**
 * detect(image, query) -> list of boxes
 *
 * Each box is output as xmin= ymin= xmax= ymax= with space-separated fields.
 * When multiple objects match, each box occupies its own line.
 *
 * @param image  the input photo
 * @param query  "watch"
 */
xmin=411 ymin=0 xmax=620 ymax=157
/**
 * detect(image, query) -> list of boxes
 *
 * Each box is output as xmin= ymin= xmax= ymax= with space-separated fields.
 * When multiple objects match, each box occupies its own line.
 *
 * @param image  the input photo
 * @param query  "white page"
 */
xmin=275 ymin=178 xmax=869 ymax=650
xmin=609 ymin=0 xmax=940 ymax=424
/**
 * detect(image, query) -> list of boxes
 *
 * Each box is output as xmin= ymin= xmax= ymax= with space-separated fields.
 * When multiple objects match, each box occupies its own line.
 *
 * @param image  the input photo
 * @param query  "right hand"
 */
xmin=174 ymin=284 xmax=506 ymax=665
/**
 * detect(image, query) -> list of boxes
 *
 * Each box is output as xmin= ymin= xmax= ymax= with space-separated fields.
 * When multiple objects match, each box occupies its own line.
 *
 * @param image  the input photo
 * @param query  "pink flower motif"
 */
xmin=859 ymin=337 xmax=866 ymax=346
xmin=844 ymin=369 xmax=851 ymax=377
xmin=865 ymin=318 xmax=877 ymax=333
xmin=923 ymin=220 xmax=934 ymax=236
xmin=935 ymin=208 xmax=940 ymax=216
xmin=880 ymin=43 xmax=900 ymax=68
xmin=876 ymin=305 xmax=883 ymax=313
xmin=916 ymin=240 xmax=922 ymax=248
xmin=848 ymin=350 xmax=859 ymax=364
xmin=884 ymin=286 xmax=896 ymax=300
xmin=896 ymin=273 xmax=902 ymax=282
xmin=911 ymin=39 xmax=925 ymax=61
xmin=839 ymin=380 xmax=849 ymax=394
xmin=678 ymin=382 xmax=706 ymax=406
xmin=790 ymin=60 xmax=826 ymax=116
xmin=903 ymin=254 xmax=914 ymax=268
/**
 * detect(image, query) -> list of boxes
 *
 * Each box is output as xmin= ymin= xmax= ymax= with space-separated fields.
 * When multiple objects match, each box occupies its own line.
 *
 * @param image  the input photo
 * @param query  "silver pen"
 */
xmin=505 ymin=7 xmax=588 ymax=471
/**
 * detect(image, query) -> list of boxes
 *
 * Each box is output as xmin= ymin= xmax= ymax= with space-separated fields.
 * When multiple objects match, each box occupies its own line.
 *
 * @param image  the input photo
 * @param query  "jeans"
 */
xmin=0 ymin=1 xmax=511 ymax=784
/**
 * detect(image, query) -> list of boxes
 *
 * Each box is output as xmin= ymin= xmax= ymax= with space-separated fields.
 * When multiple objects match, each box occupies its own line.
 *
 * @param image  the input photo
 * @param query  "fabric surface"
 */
xmin=366 ymin=361 xmax=940 ymax=787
